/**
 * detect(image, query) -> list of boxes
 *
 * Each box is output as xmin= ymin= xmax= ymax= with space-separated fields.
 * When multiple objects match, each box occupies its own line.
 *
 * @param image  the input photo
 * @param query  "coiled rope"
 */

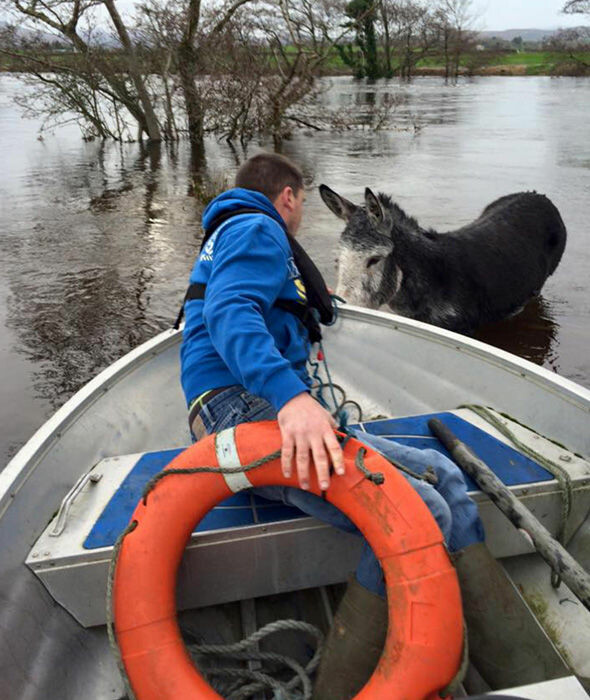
xmin=188 ymin=619 xmax=323 ymax=700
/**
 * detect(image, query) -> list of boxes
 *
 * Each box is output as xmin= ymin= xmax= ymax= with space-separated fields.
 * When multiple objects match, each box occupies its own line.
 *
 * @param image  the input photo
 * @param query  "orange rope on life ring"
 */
xmin=112 ymin=420 xmax=463 ymax=699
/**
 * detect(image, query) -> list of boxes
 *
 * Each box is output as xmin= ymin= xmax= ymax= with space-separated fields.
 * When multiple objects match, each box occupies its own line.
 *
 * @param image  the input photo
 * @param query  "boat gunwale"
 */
xmin=339 ymin=306 xmax=590 ymax=409
xmin=2 ymin=306 xmax=589 ymax=518
xmin=0 ymin=328 xmax=181 ymax=517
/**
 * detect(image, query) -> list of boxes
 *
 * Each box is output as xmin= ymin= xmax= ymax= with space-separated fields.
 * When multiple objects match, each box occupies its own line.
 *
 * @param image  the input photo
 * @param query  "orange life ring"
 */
xmin=113 ymin=420 xmax=463 ymax=699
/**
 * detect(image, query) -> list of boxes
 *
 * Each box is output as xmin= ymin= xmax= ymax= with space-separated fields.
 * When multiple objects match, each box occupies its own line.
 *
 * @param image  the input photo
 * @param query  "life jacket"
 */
xmin=174 ymin=208 xmax=334 ymax=343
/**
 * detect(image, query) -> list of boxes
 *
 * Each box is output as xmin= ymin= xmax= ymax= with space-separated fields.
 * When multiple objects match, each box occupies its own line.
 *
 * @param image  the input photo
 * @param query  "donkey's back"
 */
xmin=446 ymin=191 xmax=566 ymax=298
xmin=320 ymin=185 xmax=567 ymax=332
xmin=470 ymin=192 xmax=566 ymax=276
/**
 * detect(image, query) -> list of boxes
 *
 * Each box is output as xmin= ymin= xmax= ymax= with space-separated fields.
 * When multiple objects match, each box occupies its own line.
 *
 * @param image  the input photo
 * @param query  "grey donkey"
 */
xmin=320 ymin=185 xmax=566 ymax=332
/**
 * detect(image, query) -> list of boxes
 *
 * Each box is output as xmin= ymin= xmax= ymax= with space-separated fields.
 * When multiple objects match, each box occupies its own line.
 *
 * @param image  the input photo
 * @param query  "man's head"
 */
xmin=235 ymin=153 xmax=305 ymax=235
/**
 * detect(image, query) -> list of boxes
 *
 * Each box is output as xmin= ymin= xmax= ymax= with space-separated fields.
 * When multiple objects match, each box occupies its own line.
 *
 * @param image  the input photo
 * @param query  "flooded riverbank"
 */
xmin=1 ymin=74 xmax=589 ymax=466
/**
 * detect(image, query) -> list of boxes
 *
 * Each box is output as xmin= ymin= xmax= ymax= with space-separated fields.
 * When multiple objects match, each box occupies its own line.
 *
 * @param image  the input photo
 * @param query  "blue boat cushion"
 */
xmin=352 ymin=412 xmax=554 ymax=491
xmin=84 ymin=412 xmax=554 ymax=549
xmin=84 ymin=447 xmax=305 ymax=549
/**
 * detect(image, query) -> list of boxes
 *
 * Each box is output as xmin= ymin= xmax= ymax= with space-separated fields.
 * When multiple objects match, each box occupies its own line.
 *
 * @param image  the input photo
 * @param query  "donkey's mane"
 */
xmin=377 ymin=192 xmax=426 ymax=237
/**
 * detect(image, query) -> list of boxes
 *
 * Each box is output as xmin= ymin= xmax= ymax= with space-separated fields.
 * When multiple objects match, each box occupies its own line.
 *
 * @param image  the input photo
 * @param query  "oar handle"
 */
xmin=428 ymin=418 xmax=590 ymax=612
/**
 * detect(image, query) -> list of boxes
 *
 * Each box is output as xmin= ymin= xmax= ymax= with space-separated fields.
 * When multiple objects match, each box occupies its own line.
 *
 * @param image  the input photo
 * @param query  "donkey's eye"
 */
xmin=366 ymin=256 xmax=382 ymax=269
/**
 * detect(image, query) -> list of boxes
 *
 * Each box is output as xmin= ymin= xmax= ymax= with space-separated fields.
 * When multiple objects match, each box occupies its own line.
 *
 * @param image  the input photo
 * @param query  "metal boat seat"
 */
xmin=26 ymin=408 xmax=590 ymax=628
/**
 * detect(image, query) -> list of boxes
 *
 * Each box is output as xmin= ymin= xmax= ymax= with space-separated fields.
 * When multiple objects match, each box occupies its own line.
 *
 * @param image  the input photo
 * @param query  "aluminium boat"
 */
xmin=1 ymin=305 xmax=589 ymax=699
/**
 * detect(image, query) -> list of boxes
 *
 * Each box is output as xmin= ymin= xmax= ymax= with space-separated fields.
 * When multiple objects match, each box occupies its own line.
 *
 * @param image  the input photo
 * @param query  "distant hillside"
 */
xmin=479 ymin=28 xmax=561 ymax=42
xmin=0 ymin=21 xmax=118 ymax=48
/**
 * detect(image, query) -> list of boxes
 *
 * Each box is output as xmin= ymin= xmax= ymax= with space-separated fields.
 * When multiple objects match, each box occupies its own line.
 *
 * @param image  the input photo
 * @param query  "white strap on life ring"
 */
xmin=215 ymin=427 xmax=254 ymax=493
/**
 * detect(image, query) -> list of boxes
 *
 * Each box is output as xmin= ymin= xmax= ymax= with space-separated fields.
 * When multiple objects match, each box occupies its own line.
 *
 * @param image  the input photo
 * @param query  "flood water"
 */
xmin=1 ymin=75 xmax=589 ymax=467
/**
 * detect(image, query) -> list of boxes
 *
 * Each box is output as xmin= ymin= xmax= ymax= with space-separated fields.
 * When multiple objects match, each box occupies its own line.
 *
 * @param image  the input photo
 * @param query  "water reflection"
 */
xmin=2 ymin=138 xmax=202 ymax=415
xmin=1 ymin=75 xmax=589 ymax=467
xmin=6 ymin=259 xmax=159 ymax=411
xmin=326 ymin=77 xmax=463 ymax=130
xmin=356 ymin=90 xmax=377 ymax=107
xmin=475 ymin=296 xmax=560 ymax=372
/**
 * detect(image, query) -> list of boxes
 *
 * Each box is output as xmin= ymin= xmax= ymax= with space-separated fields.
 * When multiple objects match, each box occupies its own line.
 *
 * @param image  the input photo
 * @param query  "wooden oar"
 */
xmin=428 ymin=417 xmax=590 ymax=612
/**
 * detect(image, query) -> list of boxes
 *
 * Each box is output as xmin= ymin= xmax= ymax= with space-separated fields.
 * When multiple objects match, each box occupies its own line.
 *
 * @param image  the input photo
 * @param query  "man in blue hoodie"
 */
xmin=180 ymin=153 xmax=484 ymax=699
xmin=181 ymin=154 xmax=343 ymax=491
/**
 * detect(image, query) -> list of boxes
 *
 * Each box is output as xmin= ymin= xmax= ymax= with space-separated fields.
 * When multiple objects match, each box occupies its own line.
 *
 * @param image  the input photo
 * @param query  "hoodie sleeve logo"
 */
xmin=287 ymin=256 xmax=300 ymax=280
xmin=199 ymin=231 xmax=220 ymax=262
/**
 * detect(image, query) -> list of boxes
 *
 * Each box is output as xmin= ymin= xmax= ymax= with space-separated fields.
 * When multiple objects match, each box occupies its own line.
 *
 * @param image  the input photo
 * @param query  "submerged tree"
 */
xmin=1 ymin=0 xmax=256 ymax=144
xmin=434 ymin=0 xmax=478 ymax=82
xmin=202 ymin=0 xmax=354 ymax=146
xmin=2 ymin=0 xmax=354 ymax=146
xmin=376 ymin=1 xmax=437 ymax=80
xmin=553 ymin=0 xmax=590 ymax=72
xmin=176 ymin=0 xmax=254 ymax=147
xmin=338 ymin=0 xmax=380 ymax=79
xmin=135 ymin=0 xmax=183 ymax=141
xmin=1 ymin=0 xmax=161 ymax=140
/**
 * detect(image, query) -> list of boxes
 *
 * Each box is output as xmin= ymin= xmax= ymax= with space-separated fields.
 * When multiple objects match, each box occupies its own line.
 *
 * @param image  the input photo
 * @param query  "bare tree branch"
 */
xmin=212 ymin=0 xmax=254 ymax=34
xmin=562 ymin=0 xmax=590 ymax=13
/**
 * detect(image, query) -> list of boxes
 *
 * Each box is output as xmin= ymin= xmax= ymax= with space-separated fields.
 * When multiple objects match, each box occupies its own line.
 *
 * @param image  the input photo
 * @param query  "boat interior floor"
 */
xmin=26 ymin=407 xmax=590 ymax=696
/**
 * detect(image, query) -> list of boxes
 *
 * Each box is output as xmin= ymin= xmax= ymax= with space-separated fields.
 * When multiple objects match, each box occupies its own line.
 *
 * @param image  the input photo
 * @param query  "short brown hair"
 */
xmin=235 ymin=152 xmax=304 ymax=202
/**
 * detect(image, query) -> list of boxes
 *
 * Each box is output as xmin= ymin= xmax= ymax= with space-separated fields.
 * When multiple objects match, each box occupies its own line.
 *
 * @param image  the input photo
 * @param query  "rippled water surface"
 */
xmin=1 ymin=75 xmax=589 ymax=466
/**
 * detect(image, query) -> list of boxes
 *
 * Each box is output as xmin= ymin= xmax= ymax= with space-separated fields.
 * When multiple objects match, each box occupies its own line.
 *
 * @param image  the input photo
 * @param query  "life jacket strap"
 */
xmin=177 ymin=283 xmax=322 ymax=343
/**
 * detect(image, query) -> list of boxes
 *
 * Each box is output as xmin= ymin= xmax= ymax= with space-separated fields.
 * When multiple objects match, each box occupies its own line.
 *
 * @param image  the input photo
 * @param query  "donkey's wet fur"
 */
xmin=320 ymin=185 xmax=567 ymax=332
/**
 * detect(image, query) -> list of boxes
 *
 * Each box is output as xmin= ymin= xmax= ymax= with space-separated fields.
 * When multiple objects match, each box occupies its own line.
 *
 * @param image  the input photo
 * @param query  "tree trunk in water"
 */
xmin=188 ymin=139 xmax=208 ymax=197
xmin=103 ymin=0 xmax=161 ymax=141
xmin=404 ymin=34 xmax=412 ymax=81
xmin=179 ymin=0 xmax=205 ymax=148
xmin=178 ymin=48 xmax=205 ymax=146
xmin=364 ymin=10 xmax=379 ymax=79
xmin=379 ymin=2 xmax=392 ymax=77
xmin=159 ymin=52 xmax=178 ymax=140
xmin=453 ymin=29 xmax=463 ymax=81
xmin=271 ymin=101 xmax=283 ymax=149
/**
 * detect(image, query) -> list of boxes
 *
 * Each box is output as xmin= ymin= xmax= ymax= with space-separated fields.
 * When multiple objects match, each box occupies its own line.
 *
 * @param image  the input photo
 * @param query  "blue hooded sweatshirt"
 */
xmin=180 ymin=188 xmax=312 ymax=412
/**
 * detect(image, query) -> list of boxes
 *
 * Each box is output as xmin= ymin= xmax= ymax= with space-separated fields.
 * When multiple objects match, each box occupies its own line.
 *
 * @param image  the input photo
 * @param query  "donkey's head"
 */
xmin=320 ymin=184 xmax=402 ymax=309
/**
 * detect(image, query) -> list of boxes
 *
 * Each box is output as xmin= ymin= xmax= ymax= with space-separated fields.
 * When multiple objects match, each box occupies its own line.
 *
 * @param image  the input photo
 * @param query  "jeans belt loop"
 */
xmin=188 ymin=386 xmax=231 ymax=426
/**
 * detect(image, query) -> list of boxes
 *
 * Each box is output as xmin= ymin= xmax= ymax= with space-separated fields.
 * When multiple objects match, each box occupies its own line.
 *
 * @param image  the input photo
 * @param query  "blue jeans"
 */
xmin=193 ymin=386 xmax=484 ymax=597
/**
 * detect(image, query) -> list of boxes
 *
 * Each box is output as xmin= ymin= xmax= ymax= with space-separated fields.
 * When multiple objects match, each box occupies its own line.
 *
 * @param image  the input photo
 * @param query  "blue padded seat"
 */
xmin=84 ymin=412 xmax=553 ymax=550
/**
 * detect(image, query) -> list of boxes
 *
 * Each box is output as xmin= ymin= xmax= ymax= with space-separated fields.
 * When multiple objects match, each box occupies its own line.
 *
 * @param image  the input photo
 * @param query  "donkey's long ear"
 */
xmin=364 ymin=188 xmax=384 ymax=227
xmin=319 ymin=184 xmax=357 ymax=221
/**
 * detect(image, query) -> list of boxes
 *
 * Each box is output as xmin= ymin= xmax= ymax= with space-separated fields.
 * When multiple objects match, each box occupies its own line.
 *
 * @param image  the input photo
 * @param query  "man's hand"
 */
xmin=277 ymin=393 xmax=345 ymax=491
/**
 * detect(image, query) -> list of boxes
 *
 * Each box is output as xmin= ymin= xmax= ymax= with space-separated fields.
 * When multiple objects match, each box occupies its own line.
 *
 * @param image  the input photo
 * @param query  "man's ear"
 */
xmin=284 ymin=185 xmax=300 ymax=210
xmin=274 ymin=185 xmax=293 ymax=211
xmin=319 ymin=184 xmax=357 ymax=221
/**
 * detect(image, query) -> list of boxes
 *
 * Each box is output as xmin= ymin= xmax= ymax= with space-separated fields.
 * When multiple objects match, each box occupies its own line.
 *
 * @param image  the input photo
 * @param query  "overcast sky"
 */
xmin=3 ymin=0 xmax=586 ymax=33
xmin=477 ymin=0 xmax=584 ymax=31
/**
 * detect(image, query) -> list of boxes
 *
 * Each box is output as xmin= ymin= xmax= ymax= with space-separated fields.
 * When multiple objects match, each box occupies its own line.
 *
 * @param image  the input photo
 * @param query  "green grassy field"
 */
xmin=475 ymin=51 xmax=590 ymax=75
xmin=420 ymin=51 xmax=590 ymax=75
xmin=319 ymin=48 xmax=590 ymax=76
xmin=486 ymin=52 xmax=562 ymax=65
xmin=2 ymin=48 xmax=589 ymax=77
